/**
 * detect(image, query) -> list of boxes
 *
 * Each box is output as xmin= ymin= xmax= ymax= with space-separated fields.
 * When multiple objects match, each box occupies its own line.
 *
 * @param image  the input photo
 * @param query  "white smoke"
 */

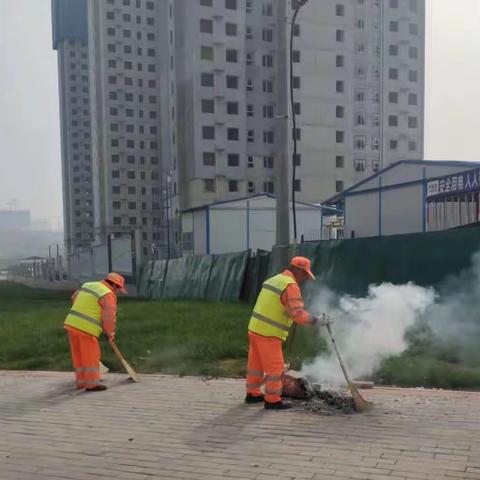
xmin=302 ymin=283 xmax=436 ymax=387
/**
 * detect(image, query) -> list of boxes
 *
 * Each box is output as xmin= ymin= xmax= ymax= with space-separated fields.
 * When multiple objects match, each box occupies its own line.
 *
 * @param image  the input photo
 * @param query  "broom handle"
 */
xmin=326 ymin=323 xmax=352 ymax=385
xmin=109 ymin=339 xmax=126 ymax=363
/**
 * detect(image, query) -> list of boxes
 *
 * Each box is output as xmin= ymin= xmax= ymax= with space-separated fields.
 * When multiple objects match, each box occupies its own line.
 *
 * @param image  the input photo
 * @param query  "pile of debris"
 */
xmin=282 ymin=373 xmax=357 ymax=415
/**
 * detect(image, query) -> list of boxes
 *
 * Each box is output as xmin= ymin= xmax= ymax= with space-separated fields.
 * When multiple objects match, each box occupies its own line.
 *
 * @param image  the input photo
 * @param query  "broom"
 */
xmin=109 ymin=339 xmax=140 ymax=383
xmin=324 ymin=317 xmax=371 ymax=412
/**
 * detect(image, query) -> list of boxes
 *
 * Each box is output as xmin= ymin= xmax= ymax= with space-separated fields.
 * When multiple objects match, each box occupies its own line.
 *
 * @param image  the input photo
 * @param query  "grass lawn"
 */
xmin=0 ymin=282 xmax=325 ymax=377
xmin=1 ymin=282 xmax=479 ymax=389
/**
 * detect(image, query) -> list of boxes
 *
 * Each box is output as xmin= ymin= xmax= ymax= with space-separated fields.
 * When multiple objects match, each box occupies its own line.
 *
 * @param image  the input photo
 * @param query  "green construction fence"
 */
xmin=137 ymin=225 xmax=480 ymax=303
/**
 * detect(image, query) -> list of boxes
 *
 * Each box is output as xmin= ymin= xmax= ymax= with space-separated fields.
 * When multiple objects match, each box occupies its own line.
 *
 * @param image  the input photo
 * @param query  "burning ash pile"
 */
xmin=283 ymin=374 xmax=357 ymax=415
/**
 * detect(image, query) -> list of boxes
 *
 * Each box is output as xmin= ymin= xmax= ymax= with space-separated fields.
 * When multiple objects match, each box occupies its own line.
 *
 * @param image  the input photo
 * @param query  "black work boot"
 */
xmin=85 ymin=384 xmax=108 ymax=392
xmin=264 ymin=400 xmax=293 ymax=410
xmin=245 ymin=394 xmax=265 ymax=404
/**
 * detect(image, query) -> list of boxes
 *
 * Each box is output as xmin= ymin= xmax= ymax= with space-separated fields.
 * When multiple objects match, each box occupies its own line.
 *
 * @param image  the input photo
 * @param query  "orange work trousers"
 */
xmin=246 ymin=331 xmax=284 ymax=403
xmin=66 ymin=327 xmax=101 ymax=389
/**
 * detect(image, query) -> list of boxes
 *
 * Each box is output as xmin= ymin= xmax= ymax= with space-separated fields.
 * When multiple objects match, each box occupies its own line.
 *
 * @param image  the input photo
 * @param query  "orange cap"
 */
xmin=290 ymin=256 xmax=316 ymax=280
xmin=105 ymin=272 xmax=128 ymax=294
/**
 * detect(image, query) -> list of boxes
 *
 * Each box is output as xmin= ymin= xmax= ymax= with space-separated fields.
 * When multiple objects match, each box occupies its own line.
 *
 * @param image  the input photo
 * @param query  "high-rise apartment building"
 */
xmin=52 ymin=0 xmax=94 ymax=254
xmin=53 ymin=0 xmax=425 ymax=256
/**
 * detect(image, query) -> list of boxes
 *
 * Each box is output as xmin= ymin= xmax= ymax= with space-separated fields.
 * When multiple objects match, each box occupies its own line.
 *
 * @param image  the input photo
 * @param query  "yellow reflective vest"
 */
xmin=64 ymin=282 xmax=112 ymax=337
xmin=248 ymin=273 xmax=297 ymax=341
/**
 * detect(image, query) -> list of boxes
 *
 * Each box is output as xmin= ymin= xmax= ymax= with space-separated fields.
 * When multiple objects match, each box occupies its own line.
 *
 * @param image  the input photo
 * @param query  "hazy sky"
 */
xmin=0 ymin=0 xmax=479 ymax=224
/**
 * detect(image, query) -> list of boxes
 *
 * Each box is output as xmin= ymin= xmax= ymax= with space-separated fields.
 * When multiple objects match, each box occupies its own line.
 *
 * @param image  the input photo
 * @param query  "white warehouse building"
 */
xmin=181 ymin=194 xmax=339 ymax=255
xmin=326 ymin=160 xmax=480 ymax=238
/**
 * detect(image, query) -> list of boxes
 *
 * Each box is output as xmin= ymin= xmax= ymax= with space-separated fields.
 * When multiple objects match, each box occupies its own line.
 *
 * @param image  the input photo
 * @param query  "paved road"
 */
xmin=1 ymin=371 xmax=479 ymax=480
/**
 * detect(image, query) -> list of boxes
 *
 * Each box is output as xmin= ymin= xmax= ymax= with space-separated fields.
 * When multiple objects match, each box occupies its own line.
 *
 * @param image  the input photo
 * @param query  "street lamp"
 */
xmin=290 ymin=0 xmax=308 ymax=243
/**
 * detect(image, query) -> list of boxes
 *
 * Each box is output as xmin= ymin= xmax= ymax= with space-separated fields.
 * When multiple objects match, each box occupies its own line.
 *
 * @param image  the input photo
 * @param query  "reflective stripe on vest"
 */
xmin=248 ymin=273 xmax=297 ymax=341
xmin=64 ymin=281 xmax=111 ymax=337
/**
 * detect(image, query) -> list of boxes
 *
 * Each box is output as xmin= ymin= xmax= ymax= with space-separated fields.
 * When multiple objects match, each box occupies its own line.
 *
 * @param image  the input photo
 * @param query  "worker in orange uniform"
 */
xmin=246 ymin=257 xmax=330 ymax=410
xmin=64 ymin=272 xmax=127 ymax=392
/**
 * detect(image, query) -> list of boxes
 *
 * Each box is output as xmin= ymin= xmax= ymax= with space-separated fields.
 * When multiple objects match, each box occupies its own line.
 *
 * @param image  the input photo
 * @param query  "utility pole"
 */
xmin=275 ymin=0 xmax=290 ymax=247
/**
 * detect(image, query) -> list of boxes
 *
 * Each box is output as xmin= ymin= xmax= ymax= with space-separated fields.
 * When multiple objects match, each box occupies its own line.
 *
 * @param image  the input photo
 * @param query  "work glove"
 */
xmin=104 ymin=333 xmax=115 ymax=342
xmin=311 ymin=314 xmax=332 ymax=327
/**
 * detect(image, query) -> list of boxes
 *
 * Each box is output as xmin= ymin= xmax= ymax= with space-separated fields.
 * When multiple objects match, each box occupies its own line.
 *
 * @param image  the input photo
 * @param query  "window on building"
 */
xmin=293 ymin=102 xmax=301 ymax=115
xmin=229 ymin=180 xmax=239 ymax=192
xmin=200 ymin=19 xmax=213 ymax=33
xmin=355 ymin=135 xmax=366 ymax=150
xmin=262 ymin=54 xmax=274 ymax=67
xmin=247 ymin=130 xmax=254 ymax=142
xmin=336 ymin=29 xmax=344 ymax=42
xmin=409 ymin=70 xmax=418 ymax=82
xmin=263 ymin=130 xmax=274 ymax=144
xmin=226 ymin=49 xmax=238 ymax=62
xmin=203 ymin=152 xmax=216 ymax=166
xmin=408 ymin=116 xmax=418 ymax=128
xmin=389 ymin=91 xmax=398 ymax=103
xmin=263 ymin=181 xmax=274 ymax=193
xmin=226 ymin=75 xmax=239 ymax=89
xmin=292 ymin=76 xmax=301 ymax=89
xmin=355 ymin=113 xmax=366 ymax=126
xmin=336 ymin=55 xmax=344 ymax=67
xmin=294 ymin=179 xmax=301 ymax=192
xmin=389 ymin=21 xmax=398 ymax=32
xmin=336 ymin=80 xmax=344 ymax=93
xmin=201 ymin=99 xmax=215 ymax=113
xmin=409 ymin=23 xmax=419 ymax=36
xmin=225 ymin=0 xmax=237 ymax=9
xmin=263 ymin=104 xmax=274 ymax=118
xmin=226 ymin=102 xmax=239 ymax=114
xmin=204 ymin=179 xmax=215 ymax=192
xmin=389 ymin=139 xmax=398 ymax=150
xmin=201 ymin=46 xmax=214 ymax=60
xmin=388 ymin=115 xmax=398 ymax=127
xmin=336 ymin=181 xmax=344 ymax=192
xmin=247 ymin=104 xmax=254 ymax=117
xmin=292 ymin=50 xmax=300 ymax=63
xmin=408 ymin=93 xmax=418 ymax=106
xmin=263 ymin=156 xmax=274 ymax=169
xmin=355 ymin=88 xmax=366 ymax=102
xmin=262 ymin=28 xmax=273 ymax=42
xmin=248 ymin=181 xmax=255 ymax=193
xmin=409 ymin=46 xmax=418 ymax=59
xmin=389 ymin=0 xmax=398 ymax=8
xmin=227 ymin=128 xmax=239 ymax=141
xmin=262 ymin=2 xmax=273 ymax=15
xmin=336 ymin=106 xmax=344 ymax=118
xmin=293 ymin=154 xmax=301 ymax=166
xmin=336 ymin=4 xmax=345 ymax=16
xmin=409 ymin=140 xmax=417 ymax=152
xmin=245 ymin=26 xmax=253 ymax=39
xmin=226 ymin=23 xmax=237 ymax=36
xmin=247 ymin=156 xmax=254 ymax=168
xmin=112 ymin=170 xmax=120 ymax=178
xmin=263 ymin=80 xmax=273 ymax=93
xmin=336 ymin=155 xmax=344 ymax=168
xmin=389 ymin=68 xmax=398 ymax=80
xmin=202 ymin=126 xmax=215 ymax=139
xmin=389 ymin=44 xmax=398 ymax=56
xmin=200 ymin=72 xmax=214 ymax=87
xmin=200 ymin=0 xmax=213 ymax=5
xmin=228 ymin=154 xmax=240 ymax=166
xmin=357 ymin=19 xmax=365 ymax=29
xmin=336 ymin=131 xmax=344 ymax=143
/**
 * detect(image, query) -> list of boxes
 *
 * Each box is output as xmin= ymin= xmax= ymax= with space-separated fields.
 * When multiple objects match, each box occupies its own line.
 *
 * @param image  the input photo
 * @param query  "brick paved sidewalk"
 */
xmin=1 ymin=371 xmax=479 ymax=480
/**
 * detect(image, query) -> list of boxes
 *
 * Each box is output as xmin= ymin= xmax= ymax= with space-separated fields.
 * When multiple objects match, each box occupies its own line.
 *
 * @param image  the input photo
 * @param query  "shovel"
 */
xmin=109 ymin=339 xmax=140 ymax=383
xmin=325 ymin=317 xmax=371 ymax=412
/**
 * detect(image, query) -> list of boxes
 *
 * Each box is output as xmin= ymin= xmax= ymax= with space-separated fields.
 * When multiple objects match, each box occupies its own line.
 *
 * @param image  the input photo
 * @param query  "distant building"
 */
xmin=325 ymin=160 xmax=480 ymax=238
xmin=0 ymin=210 xmax=31 ymax=230
xmin=180 ymin=194 xmax=340 ymax=255
xmin=52 ymin=0 xmax=426 ymax=259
